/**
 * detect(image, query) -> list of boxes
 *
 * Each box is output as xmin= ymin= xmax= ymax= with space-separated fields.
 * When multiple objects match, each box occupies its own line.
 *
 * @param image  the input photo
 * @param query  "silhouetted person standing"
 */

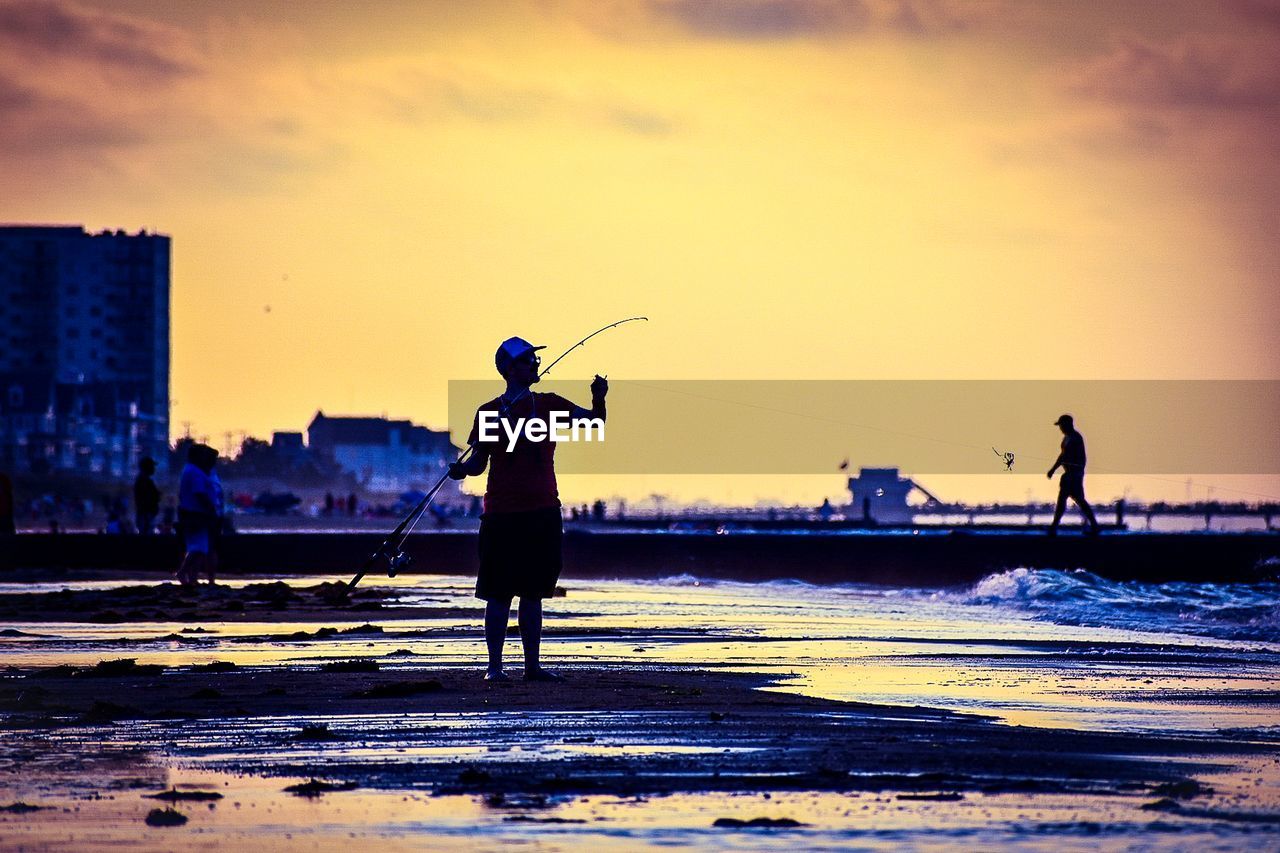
xmin=177 ymin=444 xmax=220 ymax=585
xmin=449 ymin=336 xmax=607 ymax=682
xmin=1047 ymin=414 xmax=1100 ymax=536
xmin=134 ymin=457 xmax=160 ymax=535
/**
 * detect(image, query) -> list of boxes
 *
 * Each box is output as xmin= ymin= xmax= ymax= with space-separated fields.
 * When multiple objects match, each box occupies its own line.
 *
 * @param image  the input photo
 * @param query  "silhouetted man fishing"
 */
xmin=449 ymin=336 xmax=608 ymax=682
xmin=1047 ymin=414 xmax=1100 ymax=536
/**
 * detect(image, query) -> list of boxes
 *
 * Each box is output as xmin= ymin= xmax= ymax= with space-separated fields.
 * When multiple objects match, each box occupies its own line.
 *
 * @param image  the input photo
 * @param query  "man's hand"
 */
xmin=591 ymin=374 xmax=608 ymax=399
xmin=448 ymin=462 xmax=467 ymax=481
xmin=1046 ymin=468 xmax=1055 ymax=479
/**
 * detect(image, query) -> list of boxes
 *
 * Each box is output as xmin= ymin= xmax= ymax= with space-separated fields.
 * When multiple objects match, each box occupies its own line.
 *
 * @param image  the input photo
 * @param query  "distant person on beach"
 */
xmin=449 ymin=336 xmax=608 ymax=682
xmin=134 ymin=457 xmax=160 ymax=535
xmin=177 ymin=444 xmax=220 ymax=585
xmin=1047 ymin=414 xmax=1100 ymax=536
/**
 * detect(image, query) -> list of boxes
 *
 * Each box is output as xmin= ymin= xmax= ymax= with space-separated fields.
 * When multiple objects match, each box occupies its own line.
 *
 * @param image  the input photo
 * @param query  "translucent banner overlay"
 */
xmin=447 ymin=380 xmax=1280 ymax=475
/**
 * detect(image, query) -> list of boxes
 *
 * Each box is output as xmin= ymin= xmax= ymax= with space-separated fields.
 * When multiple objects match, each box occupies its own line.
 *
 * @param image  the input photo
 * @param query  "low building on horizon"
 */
xmin=270 ymin=431 xmax=307 ymax=464
xmin=846 ymin=467 xmax=941 ymax=524
xmin=306 ymin=411 xmax=461 ymax=497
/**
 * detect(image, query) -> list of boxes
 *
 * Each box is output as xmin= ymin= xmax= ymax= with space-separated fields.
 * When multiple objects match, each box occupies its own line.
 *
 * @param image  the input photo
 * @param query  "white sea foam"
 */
xmin=959 ymin=567 xmax=1280 ymax=643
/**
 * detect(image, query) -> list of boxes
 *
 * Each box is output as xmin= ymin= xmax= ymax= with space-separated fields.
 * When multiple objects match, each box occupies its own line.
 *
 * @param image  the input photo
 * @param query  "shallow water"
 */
xmin=2 ymin=569 xmax=1278 ymax=734
xmin=4 ymin=570 xmax=1280 ymax=850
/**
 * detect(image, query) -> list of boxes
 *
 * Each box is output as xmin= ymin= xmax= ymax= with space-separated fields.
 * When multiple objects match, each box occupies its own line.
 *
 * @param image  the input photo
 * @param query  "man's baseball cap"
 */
xmin=1053 ymin=414 xmax=1074 ymax=426
xmin=495 ymin=336 xmax=546 ymax=374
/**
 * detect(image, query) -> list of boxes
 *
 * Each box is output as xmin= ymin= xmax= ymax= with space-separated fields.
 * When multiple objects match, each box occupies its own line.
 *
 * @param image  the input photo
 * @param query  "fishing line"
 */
xmin=624 ymin=381 xmax=1280 ymax=502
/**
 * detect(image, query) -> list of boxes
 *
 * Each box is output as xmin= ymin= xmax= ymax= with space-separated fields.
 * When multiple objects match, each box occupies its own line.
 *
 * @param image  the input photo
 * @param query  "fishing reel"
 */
xmin=384 ymin=549 xmax=412 ymax=578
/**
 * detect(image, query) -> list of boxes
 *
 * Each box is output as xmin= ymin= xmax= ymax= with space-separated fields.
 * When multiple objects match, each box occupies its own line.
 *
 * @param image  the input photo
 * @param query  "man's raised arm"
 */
xmin=570 ymin=375 xmax=608 ymax=422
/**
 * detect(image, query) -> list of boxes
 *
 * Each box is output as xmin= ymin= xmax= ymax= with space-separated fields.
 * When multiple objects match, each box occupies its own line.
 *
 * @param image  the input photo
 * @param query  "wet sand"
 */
xmin=2 ymin=577 xmax=1278 ymax=849
xmin=2 ymin=662 xmax=1272 ymax=792
xmin=0 ymin=579 xmax=473 ymax=624
xmin=5 ymin=663 xmax=1279 ymax=846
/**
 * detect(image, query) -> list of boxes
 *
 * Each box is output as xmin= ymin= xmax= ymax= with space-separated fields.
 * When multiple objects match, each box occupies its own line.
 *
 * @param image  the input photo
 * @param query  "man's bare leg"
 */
xmin=1075 ymin=497 xmax=1100 ymax=533
xmin=519 ymin=597 xmax=560 ymax=681
xmin=177 ymin=553 xmax=202 ymax=586
xmin=483 ymin=598 xmax=512 ymax=680
xmin=1049 ymin=491 xmax=1068 ymax=535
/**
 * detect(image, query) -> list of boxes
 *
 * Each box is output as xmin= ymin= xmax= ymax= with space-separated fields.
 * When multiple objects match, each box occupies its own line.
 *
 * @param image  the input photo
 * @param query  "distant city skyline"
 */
xmin=4 ymin=1 xmax=1278 ymax=505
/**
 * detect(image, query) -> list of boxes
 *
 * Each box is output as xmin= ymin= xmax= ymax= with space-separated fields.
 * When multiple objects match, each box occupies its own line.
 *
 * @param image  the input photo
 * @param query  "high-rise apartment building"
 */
xmin=0 ymin=226 xmax=170 ymax=478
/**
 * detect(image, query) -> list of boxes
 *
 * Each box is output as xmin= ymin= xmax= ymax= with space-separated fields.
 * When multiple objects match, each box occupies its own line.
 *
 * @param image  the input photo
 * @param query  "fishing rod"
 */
xmin=345 ymin=317 xmax=648 ymax=593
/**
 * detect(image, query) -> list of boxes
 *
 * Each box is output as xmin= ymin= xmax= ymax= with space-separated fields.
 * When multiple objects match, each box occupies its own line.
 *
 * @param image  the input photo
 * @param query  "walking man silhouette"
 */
xmin=449 ymin=336 xmax=607 ymax=682
xmin=1047 ymin=414 xmax=1100 ymax=536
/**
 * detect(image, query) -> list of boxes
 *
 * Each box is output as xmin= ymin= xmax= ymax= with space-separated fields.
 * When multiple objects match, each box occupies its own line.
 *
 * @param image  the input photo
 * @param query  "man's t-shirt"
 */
xmin=178 ymin=463 xmax=214 ymax=514
xmin=469 ymin=392 xmax=577 ymax=515
xmin=1060 ymin=431 xmax=1087 ymax=472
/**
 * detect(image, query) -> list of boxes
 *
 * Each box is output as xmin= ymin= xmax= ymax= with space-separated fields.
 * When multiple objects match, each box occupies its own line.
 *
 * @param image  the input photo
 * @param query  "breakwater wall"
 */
xmin=4 ymin=530 xmax=1277 ymax=586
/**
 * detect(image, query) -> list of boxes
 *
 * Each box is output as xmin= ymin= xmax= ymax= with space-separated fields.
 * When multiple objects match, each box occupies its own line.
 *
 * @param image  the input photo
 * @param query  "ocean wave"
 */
xmin=645 ymin=573 xmax=712 ymax=587
xmin=960 ymin=568 xmax=1280 ymax=643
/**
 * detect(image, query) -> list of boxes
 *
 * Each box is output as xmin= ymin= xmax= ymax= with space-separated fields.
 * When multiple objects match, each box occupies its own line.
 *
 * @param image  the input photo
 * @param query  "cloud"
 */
xmin=0 ymin=68 xmax=142 ymax=154
xmin=993 ymin=32 xmax=1280 ymax=168
xmin=565 ymin=0 xmax=974 ymax=41
xmin=0 ymin=2 xmax=329 ymax=189
xmin=0 ymin=1 xmax=203 ymax=164
xmin=1069 ymin=114 xmax=1173 ymax=158
xmin=1069 ymin=35 xmax=1280 ymax=109
xmin=1230 ymin=0 xmax=1280 ymax=30
xmin=986 ymin=113 xmax=1176 ymax=169
xmin=0 ymin=69 xmax=35 ymax=110
xmin=645 ymin=0 xmax=872 ymax=38
xmin=871 ymin=0 xmax=973 ymax=36
xmin=373 ymin=62 xmax=677 ymax=138
xmin=0 ymin=0 xmax=200 ymax=80
xmin=607 ymin=106 xmax=675 ymax=135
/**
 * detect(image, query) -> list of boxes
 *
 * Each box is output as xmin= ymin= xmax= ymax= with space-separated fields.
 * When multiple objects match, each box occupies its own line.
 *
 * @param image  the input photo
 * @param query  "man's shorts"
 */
xmin=476 ymin=506 xmax=563 ymax=601
xmin=184 ymin=528 xmax=210 ymax=555
xmin=1059 ymin=470 xmax=1086 ymax=501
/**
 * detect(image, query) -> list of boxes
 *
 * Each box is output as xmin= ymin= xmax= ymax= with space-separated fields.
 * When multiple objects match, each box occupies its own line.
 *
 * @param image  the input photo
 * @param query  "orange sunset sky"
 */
xmin=4 ymin=0 xmax=1279 ymax=506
